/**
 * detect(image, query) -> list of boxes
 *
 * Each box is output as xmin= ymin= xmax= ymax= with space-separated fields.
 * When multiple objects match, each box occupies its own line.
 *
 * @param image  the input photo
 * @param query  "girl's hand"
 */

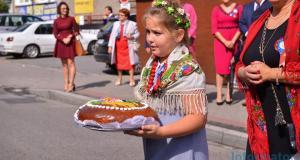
xmin=124 ymin=124 xmax=163 ymax=139
xmin=251 ymin=61 xmax=273 ymax=83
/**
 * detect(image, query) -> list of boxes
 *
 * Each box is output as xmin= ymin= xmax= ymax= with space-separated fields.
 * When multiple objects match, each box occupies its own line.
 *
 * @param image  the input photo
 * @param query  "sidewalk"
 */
xmin=0 ymin=57 xmax=248 ymax=149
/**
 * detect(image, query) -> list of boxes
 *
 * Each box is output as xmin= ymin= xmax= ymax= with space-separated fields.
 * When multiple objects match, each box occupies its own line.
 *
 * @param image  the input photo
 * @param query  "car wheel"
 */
xmin=87 ymin=41 xmax=97 ymax=55
xmin=24 ymin=45 xmax=40 ymax=58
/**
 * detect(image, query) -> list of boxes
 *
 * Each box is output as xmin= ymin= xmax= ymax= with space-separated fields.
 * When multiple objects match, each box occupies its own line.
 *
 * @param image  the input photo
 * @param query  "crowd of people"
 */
xmin=53 ymin=0 xmax=300 ymax=159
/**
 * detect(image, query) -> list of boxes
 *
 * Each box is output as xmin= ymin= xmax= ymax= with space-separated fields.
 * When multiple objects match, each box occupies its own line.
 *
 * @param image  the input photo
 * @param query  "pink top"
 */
xmin=211 ymin=4 xmax=243 ymax=35
xmin=183 ymin=3 xmax=197 ymax=39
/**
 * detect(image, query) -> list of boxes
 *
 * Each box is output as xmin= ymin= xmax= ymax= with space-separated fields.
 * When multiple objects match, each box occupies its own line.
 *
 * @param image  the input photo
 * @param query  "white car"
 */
xmin=0 ymin=21 xmax=97 ymax=58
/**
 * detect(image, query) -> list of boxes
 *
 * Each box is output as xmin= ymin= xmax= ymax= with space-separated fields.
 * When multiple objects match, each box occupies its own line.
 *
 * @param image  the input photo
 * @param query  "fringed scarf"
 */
xmin=135 ymin=45 xmax=207 ymax=116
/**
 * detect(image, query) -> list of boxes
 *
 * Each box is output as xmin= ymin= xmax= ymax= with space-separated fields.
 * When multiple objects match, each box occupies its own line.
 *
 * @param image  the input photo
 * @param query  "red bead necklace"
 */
xmin=146 ymin=56 xmax=167 ymax=95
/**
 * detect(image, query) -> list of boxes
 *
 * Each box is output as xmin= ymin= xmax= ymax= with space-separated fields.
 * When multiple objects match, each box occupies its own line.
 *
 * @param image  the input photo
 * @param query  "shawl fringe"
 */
xmin=135 ymin=88 xmax=207 ymax=116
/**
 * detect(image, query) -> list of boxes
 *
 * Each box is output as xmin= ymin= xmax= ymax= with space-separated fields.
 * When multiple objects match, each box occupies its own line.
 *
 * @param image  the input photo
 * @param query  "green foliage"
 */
xmin=0 ymin=0 xmax=9 ymax=13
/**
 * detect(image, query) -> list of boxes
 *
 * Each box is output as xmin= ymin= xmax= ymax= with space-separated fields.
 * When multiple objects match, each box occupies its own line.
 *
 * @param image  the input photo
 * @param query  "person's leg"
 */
xmin=216 ymin=74 xmax=224 ymax=104
xmin=67 ymin=58 xmax=76 ymax=92
xmin=61 ymin=58 xmax=69 ymax=91
xmin=129 ymin=68 xmax=135 ymax=87
xmin=225 ymin=75 xmax=232 ymax=104
xmin=115 ymin=70 xmax=122 ymax=86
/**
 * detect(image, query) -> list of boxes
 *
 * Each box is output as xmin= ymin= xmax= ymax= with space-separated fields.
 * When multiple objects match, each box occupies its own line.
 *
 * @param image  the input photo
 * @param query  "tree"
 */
xmin=0 ymin=0 xmax=9 ymax=13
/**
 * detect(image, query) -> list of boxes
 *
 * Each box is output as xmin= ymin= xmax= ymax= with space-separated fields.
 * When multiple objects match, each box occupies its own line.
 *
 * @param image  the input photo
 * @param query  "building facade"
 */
xmin=11 ymin=0 xmax=136 ymax=23
xmin=136 ymin=0 xmax=249 ymax=83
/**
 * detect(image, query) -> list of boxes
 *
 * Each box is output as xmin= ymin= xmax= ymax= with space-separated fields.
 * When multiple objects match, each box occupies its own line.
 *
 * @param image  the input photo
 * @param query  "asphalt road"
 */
xmin=0 ymin=87 xmax=144 ymax=160
xmin=3 ymin=55 xmax=113 ymax=76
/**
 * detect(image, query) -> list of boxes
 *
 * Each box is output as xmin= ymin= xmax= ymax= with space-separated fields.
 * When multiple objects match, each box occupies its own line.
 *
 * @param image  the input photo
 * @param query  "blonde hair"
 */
xmin=143 ymin=0 xmax=190 ymax=45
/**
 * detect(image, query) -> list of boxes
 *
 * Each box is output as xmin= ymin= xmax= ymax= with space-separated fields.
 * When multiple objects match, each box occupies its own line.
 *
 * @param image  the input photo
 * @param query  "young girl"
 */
xmin=126 ymin=1 xmax=208 ymax=159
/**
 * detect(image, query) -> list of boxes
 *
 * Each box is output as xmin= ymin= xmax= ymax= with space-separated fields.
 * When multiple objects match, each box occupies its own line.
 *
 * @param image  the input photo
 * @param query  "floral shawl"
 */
xmin=135 ymin=45 xmax=207 ymax=116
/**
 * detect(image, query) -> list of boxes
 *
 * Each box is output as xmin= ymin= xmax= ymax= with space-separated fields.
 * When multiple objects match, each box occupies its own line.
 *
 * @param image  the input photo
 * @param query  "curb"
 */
xmin=28 ymin=88 xmax=247 ymax=149
xmin=28 ymin=89 xmax=91 ymax=106
xmin=206 ymin=124 xmax=247 ymax=149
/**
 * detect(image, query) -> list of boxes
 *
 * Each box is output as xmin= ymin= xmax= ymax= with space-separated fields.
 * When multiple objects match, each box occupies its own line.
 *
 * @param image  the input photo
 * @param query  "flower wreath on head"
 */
xmin=152 ymin=0 xmax=191 ymax=29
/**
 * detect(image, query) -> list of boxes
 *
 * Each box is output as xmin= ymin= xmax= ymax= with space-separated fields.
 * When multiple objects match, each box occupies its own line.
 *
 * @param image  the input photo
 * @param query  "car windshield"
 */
xmin=13 ymin=23 xmax=32 ymax=32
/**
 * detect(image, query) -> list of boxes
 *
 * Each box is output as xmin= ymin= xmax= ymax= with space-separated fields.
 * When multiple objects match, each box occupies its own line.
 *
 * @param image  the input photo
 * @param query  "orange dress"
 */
xmin=115 ymin=24 xmax=133 ymax=70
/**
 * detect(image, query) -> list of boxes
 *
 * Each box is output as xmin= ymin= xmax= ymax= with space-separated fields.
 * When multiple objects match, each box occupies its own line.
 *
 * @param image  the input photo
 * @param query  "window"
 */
xmin=35 ymin=24 xmax=53 ymax=34
xmin=33 ymin=17 xmax=43 ymax=22
xmin=26 ymin=16 xmax=43 ymax=23
xmin=13 ymin=23 xmax=32 ymax=32
xmin=0 ymin=16 xmax=6 ymax=26
xmin=10 ymin=16 xmax=23 ymax=26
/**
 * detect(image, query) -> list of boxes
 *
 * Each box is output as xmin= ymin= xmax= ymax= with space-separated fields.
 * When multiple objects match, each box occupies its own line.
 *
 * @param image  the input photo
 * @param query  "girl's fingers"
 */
xmin=142 ymin=125 xmax=155 ymax=131
xmin=124 ymin=129 xmax=144 ymax=136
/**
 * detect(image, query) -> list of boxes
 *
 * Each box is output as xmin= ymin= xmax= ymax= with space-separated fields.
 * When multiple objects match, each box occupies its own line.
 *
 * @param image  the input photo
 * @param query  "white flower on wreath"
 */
xmin=162 ymin=1 xmax=167 ymax=5
xmin=177 ymin=8 xmax=185 ymax=15
xmin=151 ymin=1 xmax=156 ymax=6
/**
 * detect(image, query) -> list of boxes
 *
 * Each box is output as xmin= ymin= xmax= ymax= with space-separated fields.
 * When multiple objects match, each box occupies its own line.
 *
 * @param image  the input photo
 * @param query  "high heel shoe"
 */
xmin=225 ymin=99 xmax=233 ymax=105
xmin=115 ymin=79 xmax=122 ymax=86
xmin=216 ymin=100 xmax=224 ymax=105
xmin=129 ymin=81 xmax=136 ymax=87
xmin=64 ymin=84 xmax=68 ymax=92
xmin=67 ymin=84 xmax=76 ymax=92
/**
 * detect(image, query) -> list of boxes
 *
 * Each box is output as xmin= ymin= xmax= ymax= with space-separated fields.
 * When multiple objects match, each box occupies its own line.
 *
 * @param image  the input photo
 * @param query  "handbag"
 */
xmin=75 ymin=36 xmax=86 ymax=56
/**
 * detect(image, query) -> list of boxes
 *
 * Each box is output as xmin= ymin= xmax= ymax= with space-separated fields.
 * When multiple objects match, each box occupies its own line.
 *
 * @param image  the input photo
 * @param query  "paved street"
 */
xmin=0 ymin=55 xmax=246 ymax=160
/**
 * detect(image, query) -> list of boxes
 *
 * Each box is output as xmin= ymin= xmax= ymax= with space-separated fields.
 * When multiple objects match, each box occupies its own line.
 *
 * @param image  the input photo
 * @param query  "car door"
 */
xmin=34 ymin=23 xmax=55 ymax=54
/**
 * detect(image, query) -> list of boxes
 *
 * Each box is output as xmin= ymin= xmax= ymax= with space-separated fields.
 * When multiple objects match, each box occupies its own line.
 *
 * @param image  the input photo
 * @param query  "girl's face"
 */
xmin=145 ymin=16 xmax=182 ymax=59
xmin=60 ymin=4 xmax=68 ymax=16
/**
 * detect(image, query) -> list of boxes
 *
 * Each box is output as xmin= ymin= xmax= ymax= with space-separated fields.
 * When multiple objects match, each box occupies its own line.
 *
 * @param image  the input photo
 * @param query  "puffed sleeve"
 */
xmin=108 ymin=22 xmax=118 ymax=47
xmin=237 ymin=4 xmax=243 ymax=20
xmin=53 ymin=19 xmax=63 ymax=41
xmin=72 ymin=17 xmax=79 ymax=36
xmin=131 ymin=21 xmax=140 ymax=40
xmin=211 ymin=6 xmax=218 ymax=35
